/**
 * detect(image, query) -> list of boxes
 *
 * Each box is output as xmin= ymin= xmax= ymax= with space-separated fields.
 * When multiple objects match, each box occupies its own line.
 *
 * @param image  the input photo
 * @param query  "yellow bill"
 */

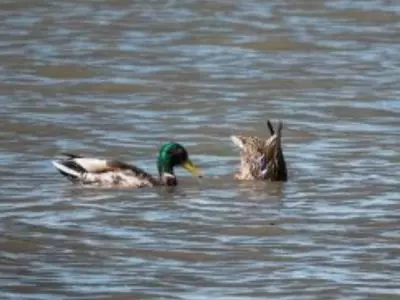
xmin=182 ymin=160 xmax=202 ymax=177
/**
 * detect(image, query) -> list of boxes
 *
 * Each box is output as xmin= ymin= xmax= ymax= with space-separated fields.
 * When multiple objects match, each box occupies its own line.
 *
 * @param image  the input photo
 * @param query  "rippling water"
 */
xmin=1 ymin=0 xmax=399 ymax=299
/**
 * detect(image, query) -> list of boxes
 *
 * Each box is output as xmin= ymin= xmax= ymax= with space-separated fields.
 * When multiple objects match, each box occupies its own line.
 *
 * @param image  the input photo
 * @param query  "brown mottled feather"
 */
xmin=232 ymin=120 xmax=287 ymax=182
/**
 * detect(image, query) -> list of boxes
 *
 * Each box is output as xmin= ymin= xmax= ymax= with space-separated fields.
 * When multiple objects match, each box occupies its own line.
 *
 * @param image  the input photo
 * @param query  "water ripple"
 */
xmin=0 ymin=0 xmax=399 ymax=299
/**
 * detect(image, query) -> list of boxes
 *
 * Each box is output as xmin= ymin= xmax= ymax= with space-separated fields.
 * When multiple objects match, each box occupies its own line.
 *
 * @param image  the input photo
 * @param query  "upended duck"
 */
xmin=51 ymin=142 xmax=201 ymax=188
xmin=231 ymin=120 xmax=287 ymax=181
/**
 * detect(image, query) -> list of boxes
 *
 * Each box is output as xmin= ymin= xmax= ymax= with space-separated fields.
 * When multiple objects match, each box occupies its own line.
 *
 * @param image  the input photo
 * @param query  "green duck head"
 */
xmin=157 ymin=142 xmax=201 ymax=186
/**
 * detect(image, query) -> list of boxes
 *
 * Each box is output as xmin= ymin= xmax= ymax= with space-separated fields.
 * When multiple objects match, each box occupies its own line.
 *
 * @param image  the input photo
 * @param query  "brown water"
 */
xmin=1 ymin=0 xmax=399 ymax=299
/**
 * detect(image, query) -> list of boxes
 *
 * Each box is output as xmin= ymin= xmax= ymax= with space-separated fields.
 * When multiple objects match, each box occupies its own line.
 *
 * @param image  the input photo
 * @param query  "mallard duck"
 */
xmin=51 ymin=142 xmax=201 ymax=188
xmin=231 ymin=120 xmax=287 ymax=181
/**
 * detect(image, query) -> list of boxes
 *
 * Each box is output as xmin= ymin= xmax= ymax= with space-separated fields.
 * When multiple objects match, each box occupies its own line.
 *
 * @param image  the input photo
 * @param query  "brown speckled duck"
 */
xmin=231 ymin=120 xmax=287 ymax=181
xmin=51 ymin=142 xmax=201 ymax=188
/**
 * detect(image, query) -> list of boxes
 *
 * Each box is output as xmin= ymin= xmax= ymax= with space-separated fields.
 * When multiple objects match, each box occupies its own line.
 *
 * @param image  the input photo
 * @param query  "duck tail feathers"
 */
xmin=51 ymin=160 xmax=83 ymax=182
xmin=60 ymin=152 xmax=84 ymax=159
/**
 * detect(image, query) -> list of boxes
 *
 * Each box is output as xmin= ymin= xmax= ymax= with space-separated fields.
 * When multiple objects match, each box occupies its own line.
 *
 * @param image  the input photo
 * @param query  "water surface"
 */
xmin=0 ymin=0 xmax=399 ymax=299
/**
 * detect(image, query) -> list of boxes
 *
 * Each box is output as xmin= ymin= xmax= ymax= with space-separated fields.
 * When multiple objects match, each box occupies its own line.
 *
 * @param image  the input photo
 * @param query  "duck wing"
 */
xmin=51 ymin=156 xmax=158 ymax=187
xmin=263 ymin=121 xmax=287 ymax=181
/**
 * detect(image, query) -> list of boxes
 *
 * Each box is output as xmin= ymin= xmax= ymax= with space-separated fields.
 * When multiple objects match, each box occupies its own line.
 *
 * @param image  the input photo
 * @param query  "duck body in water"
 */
xmin=51 ymin=142 xmax=201 ymax=188
xmin=231 ymin=120 xmax=287 ymax=182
